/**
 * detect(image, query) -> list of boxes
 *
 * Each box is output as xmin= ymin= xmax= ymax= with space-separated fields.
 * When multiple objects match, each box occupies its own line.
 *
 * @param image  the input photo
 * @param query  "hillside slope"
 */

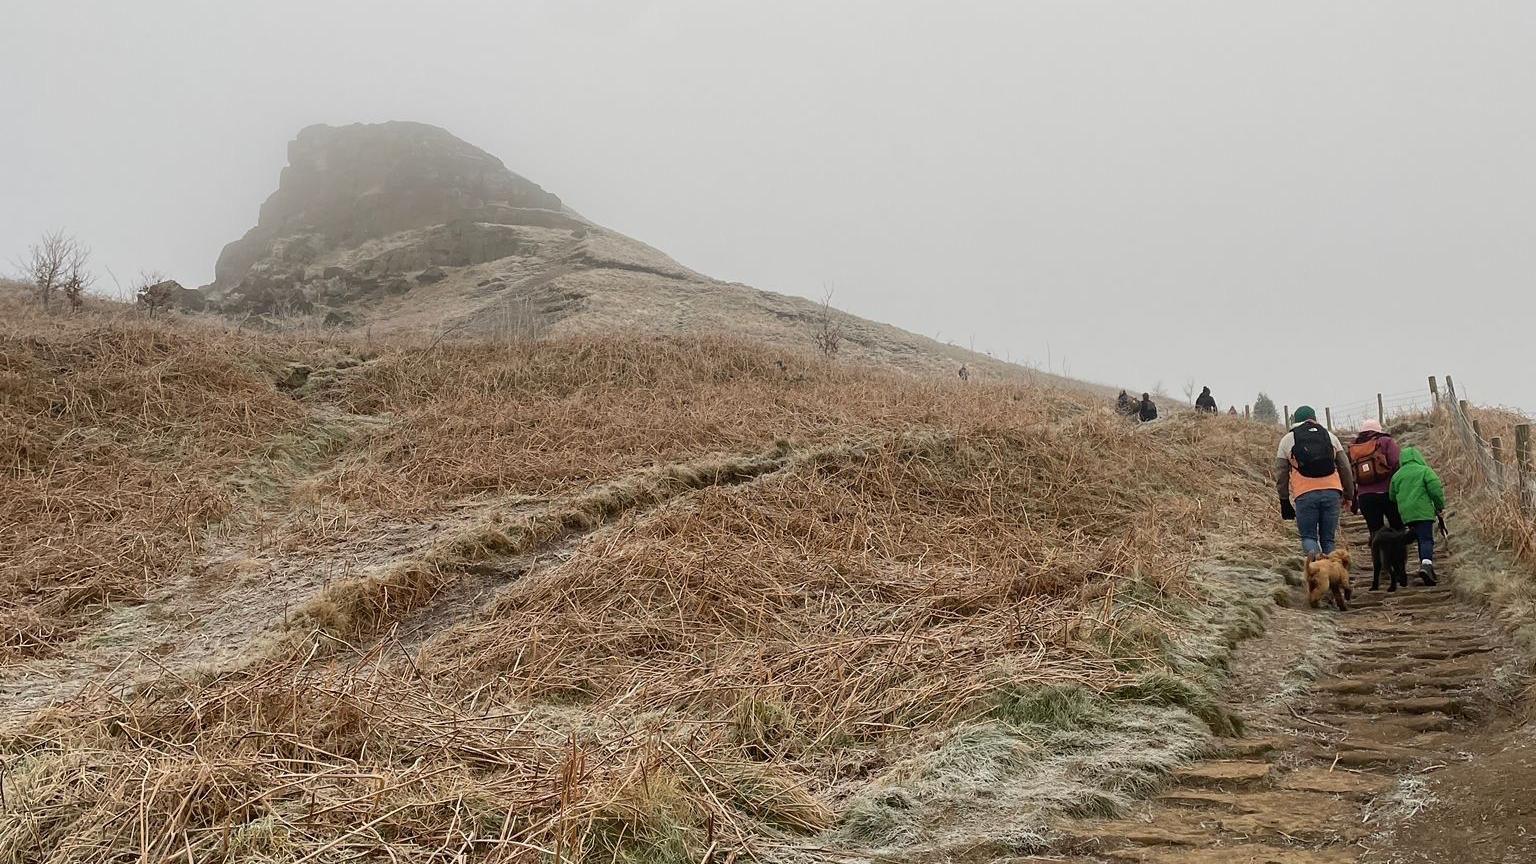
xmin=0 ymin=291 xmax=1290 ymax=862
xmin=196 ymin=121 xmax=1095 ymax=387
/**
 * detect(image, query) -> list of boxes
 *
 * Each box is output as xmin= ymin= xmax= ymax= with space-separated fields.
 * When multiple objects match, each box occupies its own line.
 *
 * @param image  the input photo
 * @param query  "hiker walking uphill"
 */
xmin=1195 ymin=386 xmax=1217 ymax=413
xmin=1349 ymin=419 xmax=1404 ymax=534
xmin=1276 ymin=406 xmax=1356 ymax=558
xmin=1390 ymin=447 xmax=1447 ymax=585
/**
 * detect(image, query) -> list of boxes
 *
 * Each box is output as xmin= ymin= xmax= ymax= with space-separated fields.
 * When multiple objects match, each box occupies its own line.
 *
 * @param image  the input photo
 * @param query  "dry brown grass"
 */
xmin=0 ymin=294 xmax=310 ymax=659
xmin=301 ymin=336 xmax=1092 ymax=513
xmin=0 ymin=296 xmax=1290 ymax=862
xmin=1425 ymin=406 xmax=1536 ymax=564
xmin=421 ymin=415 xmax=1269 ymax=743
xmin=2 ymin=410 xmax=1283 ymax=862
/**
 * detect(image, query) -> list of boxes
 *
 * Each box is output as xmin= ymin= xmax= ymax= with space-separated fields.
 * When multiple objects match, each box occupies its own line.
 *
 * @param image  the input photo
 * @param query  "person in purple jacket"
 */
xmin=1350 ymin=419 xmax=1404 ymax=534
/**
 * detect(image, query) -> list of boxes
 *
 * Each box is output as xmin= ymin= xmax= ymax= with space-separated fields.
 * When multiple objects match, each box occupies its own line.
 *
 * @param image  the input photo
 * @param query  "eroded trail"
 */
xmin=1043 ymin=514 xmax=1520 ymax=863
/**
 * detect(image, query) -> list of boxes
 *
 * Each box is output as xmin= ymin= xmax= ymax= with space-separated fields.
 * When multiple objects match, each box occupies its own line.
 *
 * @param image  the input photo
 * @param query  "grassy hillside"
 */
xmin=0 ymin=294 xmax=1290 ymax=862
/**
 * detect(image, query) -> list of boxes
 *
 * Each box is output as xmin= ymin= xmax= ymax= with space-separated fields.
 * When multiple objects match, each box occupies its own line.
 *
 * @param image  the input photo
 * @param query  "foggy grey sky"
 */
xmin=4 ymin=1 xmax=1532 ymax=416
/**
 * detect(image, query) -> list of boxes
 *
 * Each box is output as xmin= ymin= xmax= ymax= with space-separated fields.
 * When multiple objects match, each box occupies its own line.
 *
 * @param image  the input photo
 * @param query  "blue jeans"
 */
xmin=1295 ymin=490 xmax=1342 ymax=557
xmin=1409 ymin=520 xmax=1435 ymax=562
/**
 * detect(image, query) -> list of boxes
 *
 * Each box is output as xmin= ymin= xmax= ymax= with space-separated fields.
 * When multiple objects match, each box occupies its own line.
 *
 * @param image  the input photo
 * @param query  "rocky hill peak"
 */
xmin=211 ymin=121 xmax=564 ymax=291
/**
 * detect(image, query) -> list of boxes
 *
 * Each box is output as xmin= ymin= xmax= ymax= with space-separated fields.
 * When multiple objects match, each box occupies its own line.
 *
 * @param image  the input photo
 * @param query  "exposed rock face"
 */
xmin=206 ymin=121 xmax=574 ymax=313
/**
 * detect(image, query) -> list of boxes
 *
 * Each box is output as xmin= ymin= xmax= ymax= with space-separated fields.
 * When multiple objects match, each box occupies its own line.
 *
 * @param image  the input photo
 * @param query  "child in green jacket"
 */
xmin=1389 ymin=447 xmax=1446 ymax=585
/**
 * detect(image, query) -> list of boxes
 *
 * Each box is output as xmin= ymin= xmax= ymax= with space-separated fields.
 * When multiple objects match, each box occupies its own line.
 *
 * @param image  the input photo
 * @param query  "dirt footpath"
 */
xmin=1032 ymin=514 xmax=1534 ymax=863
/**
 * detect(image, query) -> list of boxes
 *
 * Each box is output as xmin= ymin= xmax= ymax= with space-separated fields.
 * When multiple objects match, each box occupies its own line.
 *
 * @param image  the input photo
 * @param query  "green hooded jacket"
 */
xmin=1389 ymin=447 xmax=1446 ymax=523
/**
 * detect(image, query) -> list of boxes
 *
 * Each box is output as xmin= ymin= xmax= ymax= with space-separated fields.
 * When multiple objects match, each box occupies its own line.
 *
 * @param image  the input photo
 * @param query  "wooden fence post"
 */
xmin=1492 ymin=436 xmax=1505 ymax=487
xmin=1283 ymin=405 xmax=1290 ymax=426
xmin=1517 ymin=425 xmax=1533 ymax=513
xmin=1446 ymin=375 xmax=1457 ymax=402
xmin=1428 ymin=376 xmax=1439 ymax=409
xmin=1377 ymin=393 xmax=1385 ymax=424
xmin=1325 ymin=407 xmax=1333 ymax=430
xmin=1244 ymin=404 xmax=1251 ymax=420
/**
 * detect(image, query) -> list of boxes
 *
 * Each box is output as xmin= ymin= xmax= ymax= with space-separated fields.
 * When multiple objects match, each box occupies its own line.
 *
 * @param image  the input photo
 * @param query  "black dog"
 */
xmin=1370 ymin=527 xmax=1415 ymax=592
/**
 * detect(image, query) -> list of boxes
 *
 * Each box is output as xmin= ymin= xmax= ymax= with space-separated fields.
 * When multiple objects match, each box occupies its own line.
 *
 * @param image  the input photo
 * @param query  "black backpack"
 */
xmin=1291 ymin=421 xmax=1337 ymax=478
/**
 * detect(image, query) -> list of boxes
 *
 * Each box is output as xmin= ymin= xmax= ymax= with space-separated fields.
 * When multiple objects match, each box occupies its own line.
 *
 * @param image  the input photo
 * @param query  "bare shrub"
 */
xmin=15 ymin=229 xmax=90 ymax=312
xmin=811 ymin=285 xmax=843 ymax=359
xmin=134 ymin=269 xmax=171 ymax=315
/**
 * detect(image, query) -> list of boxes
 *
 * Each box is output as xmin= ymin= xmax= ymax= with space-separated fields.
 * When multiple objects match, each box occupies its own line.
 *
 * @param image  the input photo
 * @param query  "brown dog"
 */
xmin=1304 ymin=549 xmax=1353 ymax=611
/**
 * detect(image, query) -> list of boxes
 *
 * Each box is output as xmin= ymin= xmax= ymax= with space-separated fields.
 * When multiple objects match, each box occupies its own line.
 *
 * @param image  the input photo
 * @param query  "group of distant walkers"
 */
xmin=1116 ymin=385 xmax=1239 ymax=424
xmin=1113 ymin=384 xmax=1449 ymax=589
xmin=1276 ymin=407 xmax=1446 ymax=588
xmin=1115 ymin=389 xmax=1159 ymax=423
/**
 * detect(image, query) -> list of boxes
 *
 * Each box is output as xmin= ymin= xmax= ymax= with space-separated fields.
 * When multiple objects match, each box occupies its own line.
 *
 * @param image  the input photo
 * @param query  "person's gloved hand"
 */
xmin=1280 ymin=498 xmax=1296 ymax=521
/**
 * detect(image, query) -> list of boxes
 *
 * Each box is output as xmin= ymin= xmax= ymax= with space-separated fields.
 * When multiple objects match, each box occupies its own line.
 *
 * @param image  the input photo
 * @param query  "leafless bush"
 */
xmin=134 ymin=270 xmax=171 ymax=315
xmin=811 ymin=285 xmax=843 ymax=359
xmin=15 ymin=229 xmax=91 ymax=312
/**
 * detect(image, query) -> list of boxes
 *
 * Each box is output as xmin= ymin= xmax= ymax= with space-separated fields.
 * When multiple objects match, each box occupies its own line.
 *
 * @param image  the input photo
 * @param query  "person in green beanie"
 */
xmin=1389 ymin=447 xmax=1446 ymax=585
xmin=1275 ymin=405 xmax=1356 ymax=557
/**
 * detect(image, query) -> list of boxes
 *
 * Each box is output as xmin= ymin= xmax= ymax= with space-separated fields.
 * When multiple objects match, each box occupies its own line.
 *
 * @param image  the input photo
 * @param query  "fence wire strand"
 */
xmin=1441 ymin=381 xmax=1536 ymax=505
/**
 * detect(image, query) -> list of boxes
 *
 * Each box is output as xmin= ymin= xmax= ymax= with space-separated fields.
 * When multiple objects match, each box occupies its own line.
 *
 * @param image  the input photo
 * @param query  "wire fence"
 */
xmin=1440 ymin=377 xmax=1536 ymax=512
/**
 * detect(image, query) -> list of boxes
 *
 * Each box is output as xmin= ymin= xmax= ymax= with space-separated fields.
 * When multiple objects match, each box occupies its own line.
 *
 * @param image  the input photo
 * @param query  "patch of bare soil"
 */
xmin=1044 ymin=512 xmax=1531 ymax=864
xmin=1366 ymin=726 xmax=1536 ymax=864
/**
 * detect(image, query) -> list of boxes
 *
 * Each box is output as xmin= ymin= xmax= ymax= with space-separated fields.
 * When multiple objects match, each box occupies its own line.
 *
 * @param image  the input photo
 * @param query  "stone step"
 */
xmin=1153 ymin=788 xmax=1346 ymax=815
xmin=1335 ymin=655 xmax=1491 ymax=678
xmin=1308 ymin=711 xmax=1456 ymax=738
xmin=1277 ymin=766 xmax=1395 ymax=798
xmin=1102 ymin=843 xmax=1358 ymax=863
xmin=1319 ymin=694 xmax=1464 ymax=716
xmin=1172 ymin=760 xmax=1273 ymax=787
xmin=1347 ymin=644 xmax=1492 ymax=661
xmin=1207 ymin=736 xmax=1295 ymax=759
xmin=1326 ymin=745 xmax=1427 ymax=767
xmin=1317 ymin=678 xmax=1377 ymax=695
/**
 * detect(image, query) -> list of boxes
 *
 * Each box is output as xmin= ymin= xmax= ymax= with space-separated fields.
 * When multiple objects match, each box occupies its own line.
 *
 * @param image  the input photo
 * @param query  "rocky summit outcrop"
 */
xmin=205 ymin=121 xmax=577 ymax=314
xmin=197 ymin=121 xmax=1100 ymax=389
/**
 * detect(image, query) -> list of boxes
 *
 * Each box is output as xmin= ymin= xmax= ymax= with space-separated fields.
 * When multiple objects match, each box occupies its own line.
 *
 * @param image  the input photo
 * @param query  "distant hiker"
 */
xmin=1389 ymin=447 xmax=1446 ymax=585
xmin=1276 ymin=406 xmax=1356 ymax=558
xmin=1195 ymin=386 xmax=1217 ymax=414
xmin=958 ymin=364 xmax=969 ymax=382
xmin=1117 ymin=390 xmax=1134 ymax=416
xmin=1228 ymin=406 xmax=1239 ymax=416
xmin=1137 ymin=393 xmax=1158 ymax=423
xmin=1349 ymin=419 xmax=1404 ymax=535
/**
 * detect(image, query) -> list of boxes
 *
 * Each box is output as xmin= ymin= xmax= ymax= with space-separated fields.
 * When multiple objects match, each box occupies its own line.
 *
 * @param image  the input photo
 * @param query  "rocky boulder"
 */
xmin=138 ymin=279 xmax=206 ymax=312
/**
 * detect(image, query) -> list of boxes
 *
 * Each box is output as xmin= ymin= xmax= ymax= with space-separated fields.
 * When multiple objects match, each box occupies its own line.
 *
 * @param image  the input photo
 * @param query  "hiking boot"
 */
xmin=1418 ymin=560 xmax=1438 ymax=586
